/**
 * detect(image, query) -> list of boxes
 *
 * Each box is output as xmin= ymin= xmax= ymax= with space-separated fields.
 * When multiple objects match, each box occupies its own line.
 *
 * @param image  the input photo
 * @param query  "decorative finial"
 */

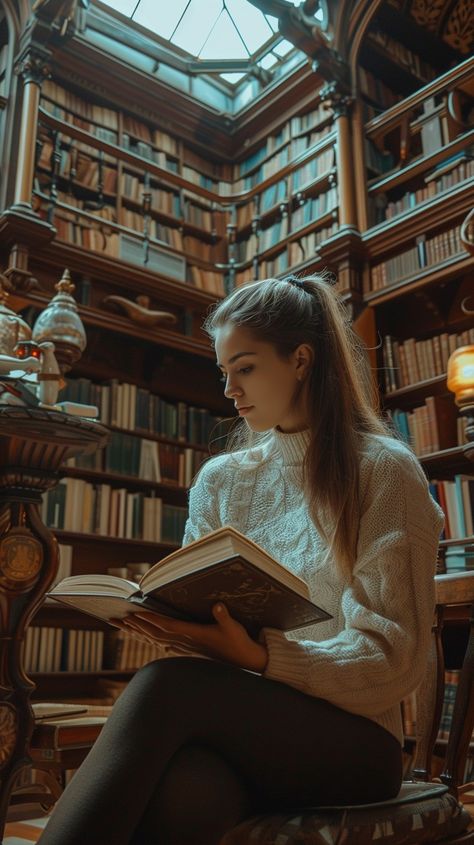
xmin=55 ymin=268 xmax=75 ymax=296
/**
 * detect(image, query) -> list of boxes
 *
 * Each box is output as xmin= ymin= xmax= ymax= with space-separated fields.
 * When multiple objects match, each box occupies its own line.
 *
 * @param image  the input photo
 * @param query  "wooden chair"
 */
xmin=220 ymin=570 xmax=474 ymax=845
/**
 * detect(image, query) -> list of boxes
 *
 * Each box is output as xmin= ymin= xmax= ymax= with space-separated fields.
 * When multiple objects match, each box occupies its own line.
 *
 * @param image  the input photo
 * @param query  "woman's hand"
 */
xmin=114 ymin=604 xmax=268 ymax=673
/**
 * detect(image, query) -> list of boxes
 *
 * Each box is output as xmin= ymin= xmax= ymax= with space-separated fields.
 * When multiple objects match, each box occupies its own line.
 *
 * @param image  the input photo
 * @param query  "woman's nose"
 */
xmin=224 ymin=377 xmax=241 ymax=399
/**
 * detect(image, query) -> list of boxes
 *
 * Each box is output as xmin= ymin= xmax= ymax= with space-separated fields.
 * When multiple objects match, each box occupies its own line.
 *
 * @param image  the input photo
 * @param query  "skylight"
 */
xmin=98 ymin=0 xmax=323 ymax=86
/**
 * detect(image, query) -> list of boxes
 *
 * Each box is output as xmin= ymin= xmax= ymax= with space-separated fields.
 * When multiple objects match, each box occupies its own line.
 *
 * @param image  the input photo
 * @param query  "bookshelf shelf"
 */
xmin=54 ymin=530 xmax=178 ymax=552
xmin=30 ymin=670 xmax=134 ymax=679
xmin=62 ymin=466 xmax=188 ymax=501
xmin=364 ymin=57 xmax=474 ymax=139
xmin=420 ymin=445 xmax=474 ymax=478
xmin=383 ymin=375 xmax=448 ymax=407
xmin=367 ymin=130 xmax=474 ymax=195
xmin=363 ymin=253 xmax=472 ymax=306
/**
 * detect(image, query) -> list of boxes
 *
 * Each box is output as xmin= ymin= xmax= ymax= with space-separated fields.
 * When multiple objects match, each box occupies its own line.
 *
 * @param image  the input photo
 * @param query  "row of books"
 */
xmin=402 ymin=669 xmax=465 ymax=741
xmin=114 ymin=630 xmax=163 ymax=670
xmin=188 ymin=265 xmax=226 ymax=295
xmin=43 ymin=190 xmax=215 ymax=267
xmin=120 ymin=172 xmax=182 ymax=216
xmin=41 ymin=81 xmax=119 ymax=131
xmin=60 ymin=378 xmax=226 ymax=446
xmin=236 ymin=181 xmax=336 ymax=233
xmin=291 ymin=124 xmax=333 ymax=158
xmin=370 ymin=227 xmax=464 ymax=290
xmin=120 ymin=208 xmax=184 ymax=249
xmin=235 ymin=216 xmax=287 ymax=262
xmin=234 ymin=103 xmax=330 ymax=182
xmin=292 ymin=147 xmax=335 ymax=191
xmin=42 ymin=478 xmax=188 ymax=543
xmin=429 ymin=475 xmax=474 ymax=542
xmin=373 ymin=157 xmax=474 ymax=223
xmin=122 ymin=115 xmax=179 ymax=156
xmin=48 ymin=202 xmax=222 ymax=282
xmin=232 ymin=130 xmax=332 ymax=194
xmin=233 ymin=247 xmax=290 ymax=287
xmin=359 ymin=65 xmax=402 ymax=111
xmin=291 ymin=187 xmax=338 ymax=231
xmin=288 ymin=222 xmax=338 ymax=264
xmin=22 ymin=626 xmax=105 ymax=673
xmin=369 ymin=29 xmax=437 ymax=83
xmin=231 ymin=219 xmax=338 ymax=286
xmin=388 ymin=394 xmax=461 ymax=456
xmin=42 ymin=81 xmax=183 ymax=163
xmin=43 ymin=78 xmax=333 ymax=205
xmin=54 ymin=212 xmax=120 ymax=256
xmin=233 ymin=102 xmax=332 ymax=181
xmin=67 ymin=431 xmax=208 ymax=486
xmin=52 ymin=189 xmax=117 ymax=222
xmin=122 ymin=134 xmax=178 ymax=172
xmin=382 ymin=328 xmax=474 ymax=392
xmin=37 ymin=137 xmax=118 ymax=194
xmin=365 ymin=138 xmax=395 ymax=176
xmin=182 ymin=165 xmax=229 ymax=193
xmin=41 ymin=91 xmax=233 ymax=198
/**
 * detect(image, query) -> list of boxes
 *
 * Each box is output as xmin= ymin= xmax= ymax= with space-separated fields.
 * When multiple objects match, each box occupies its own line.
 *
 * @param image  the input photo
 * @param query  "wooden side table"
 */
xmin=0 ymin=406 xmax=108 ymax=840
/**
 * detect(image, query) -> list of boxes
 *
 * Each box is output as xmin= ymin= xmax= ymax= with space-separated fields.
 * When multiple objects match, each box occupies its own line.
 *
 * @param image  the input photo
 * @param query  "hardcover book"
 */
xmin=48 ymin=525 xmax=332 ymax=637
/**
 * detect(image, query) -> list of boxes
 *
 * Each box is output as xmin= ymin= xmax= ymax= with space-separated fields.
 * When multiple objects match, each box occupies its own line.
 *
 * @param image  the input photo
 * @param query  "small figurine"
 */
xmin=37 ymin=341 xmax=62 ymax=406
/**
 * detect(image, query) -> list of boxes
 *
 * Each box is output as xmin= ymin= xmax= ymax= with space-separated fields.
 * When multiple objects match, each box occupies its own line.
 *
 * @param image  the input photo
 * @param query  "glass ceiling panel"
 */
xmin=132 ymin=0 xmax=190 ymax=39
xmin=171 ymin=0 xmax=223 ymax=56
xmin=98 ymin=0 xmax=320 ymax=87
xmin=225 ymin=0 xmax=274 ymax=53
xmin=200 ymin=11 xmax=250 ymax=60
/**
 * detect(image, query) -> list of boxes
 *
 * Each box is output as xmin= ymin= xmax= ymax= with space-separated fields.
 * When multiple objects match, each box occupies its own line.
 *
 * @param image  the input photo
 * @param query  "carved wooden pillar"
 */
xmin=12 ymin=47 xmax=50 ymax=211
xmin=0 ymin=407 xmax=108 ymax=839
xmin=321 ymin=81 xmax=357 ymax=231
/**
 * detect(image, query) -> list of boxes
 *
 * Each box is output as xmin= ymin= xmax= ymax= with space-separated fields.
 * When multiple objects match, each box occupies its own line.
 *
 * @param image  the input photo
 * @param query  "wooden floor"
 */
xmin=4 ymin=817 xmax=48 ymax=843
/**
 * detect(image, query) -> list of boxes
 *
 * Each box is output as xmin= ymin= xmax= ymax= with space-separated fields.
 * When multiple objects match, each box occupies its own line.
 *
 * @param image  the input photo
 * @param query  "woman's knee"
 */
xmin=132 ymin=744 xmax=252 ymax=845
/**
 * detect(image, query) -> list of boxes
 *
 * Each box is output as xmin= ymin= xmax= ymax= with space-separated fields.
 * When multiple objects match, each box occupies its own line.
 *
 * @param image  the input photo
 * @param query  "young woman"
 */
xmin=38 ymin=274 xmax=444 ymax=845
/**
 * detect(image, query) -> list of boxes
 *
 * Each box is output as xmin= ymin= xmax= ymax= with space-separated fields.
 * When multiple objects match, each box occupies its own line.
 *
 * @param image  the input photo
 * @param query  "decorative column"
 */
xmin=0 ymin=21 xmax=55 ymax=292
xmin=316 ymin=81 xmax=366 ymax=306
xmin=321 ymin=81 xmax=357 ymax=232
xmin=0 ymin=407 xmax=108 ymax=839
xmin=12 ymin=47 xmax=50 ymax=212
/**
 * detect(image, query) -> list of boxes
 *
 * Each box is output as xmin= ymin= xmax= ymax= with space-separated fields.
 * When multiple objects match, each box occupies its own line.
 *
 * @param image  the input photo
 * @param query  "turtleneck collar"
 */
xmin=271 ymin=426 xmax=310 ymax=467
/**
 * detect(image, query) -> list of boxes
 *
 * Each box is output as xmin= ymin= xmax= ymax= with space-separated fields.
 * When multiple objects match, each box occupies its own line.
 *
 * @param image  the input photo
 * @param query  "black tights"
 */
xmin=38 ymin=657 xmax=402 ymax=845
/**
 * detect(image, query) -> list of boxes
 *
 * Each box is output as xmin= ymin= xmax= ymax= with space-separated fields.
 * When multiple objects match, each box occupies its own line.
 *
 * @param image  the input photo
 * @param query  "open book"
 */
xmin=48 ymin=525 xmax=332 ymax=637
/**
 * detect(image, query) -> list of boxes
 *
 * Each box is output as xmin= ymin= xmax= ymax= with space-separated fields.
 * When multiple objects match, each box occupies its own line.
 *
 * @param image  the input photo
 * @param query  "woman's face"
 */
xmin=214 ymin=324 xmax=312 ymax=433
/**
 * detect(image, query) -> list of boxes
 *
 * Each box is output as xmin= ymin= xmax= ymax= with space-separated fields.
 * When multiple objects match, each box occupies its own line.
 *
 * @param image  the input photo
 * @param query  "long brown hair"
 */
xmin=201 ymin=273 xmax=392 ymax=579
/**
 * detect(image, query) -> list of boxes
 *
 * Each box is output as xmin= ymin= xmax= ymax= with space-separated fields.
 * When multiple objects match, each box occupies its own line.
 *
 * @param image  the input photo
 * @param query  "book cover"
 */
xmin=49 ymin=526 xmax=332 ymax=638
xmin=31 ymin=716 xmax=108 ymax=750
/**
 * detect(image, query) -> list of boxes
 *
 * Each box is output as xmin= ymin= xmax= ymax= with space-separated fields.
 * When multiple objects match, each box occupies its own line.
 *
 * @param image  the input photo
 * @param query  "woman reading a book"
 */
xmin=39 ymin=274 xmax=444 ymax=845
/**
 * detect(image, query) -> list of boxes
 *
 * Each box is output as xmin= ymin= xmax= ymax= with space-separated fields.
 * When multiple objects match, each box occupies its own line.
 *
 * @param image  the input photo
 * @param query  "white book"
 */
xmin=99 ymin=484 xmax=111 ymax=536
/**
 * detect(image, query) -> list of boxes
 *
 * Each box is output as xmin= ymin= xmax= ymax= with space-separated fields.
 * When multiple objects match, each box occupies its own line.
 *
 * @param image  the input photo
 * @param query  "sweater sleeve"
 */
xmin=181 ymin=458 xmax=222 ymax=546
xmin=259 ymin=446 xmax=445 ymax=717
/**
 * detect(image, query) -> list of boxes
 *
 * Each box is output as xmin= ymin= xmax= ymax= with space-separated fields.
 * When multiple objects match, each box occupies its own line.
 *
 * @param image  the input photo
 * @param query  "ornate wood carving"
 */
xmin=0 ymin=408 xmax=108 ymax=840
xmin=247 ymin=0 xmax=351 ymax=92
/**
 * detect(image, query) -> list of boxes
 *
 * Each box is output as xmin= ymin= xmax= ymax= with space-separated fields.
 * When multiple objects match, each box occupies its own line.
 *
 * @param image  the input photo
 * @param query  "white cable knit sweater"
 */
xmin=181 ymin=429 xmax=445 ymax=743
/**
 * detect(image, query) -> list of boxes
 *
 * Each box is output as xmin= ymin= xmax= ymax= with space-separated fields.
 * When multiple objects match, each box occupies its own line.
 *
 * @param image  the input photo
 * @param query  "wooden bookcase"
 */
xmin=0 ymin=0 xmax=472 ymax=748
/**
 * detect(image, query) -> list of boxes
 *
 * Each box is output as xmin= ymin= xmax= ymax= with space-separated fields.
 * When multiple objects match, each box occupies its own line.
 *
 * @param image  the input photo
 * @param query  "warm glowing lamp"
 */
xmin=447 ymin=344 xmax=474 ymax=444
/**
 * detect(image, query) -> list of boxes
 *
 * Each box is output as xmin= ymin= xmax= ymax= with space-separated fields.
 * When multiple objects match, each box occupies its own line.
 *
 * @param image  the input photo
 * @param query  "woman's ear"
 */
xmin=295 ymin=344 xmax=314 ymax=381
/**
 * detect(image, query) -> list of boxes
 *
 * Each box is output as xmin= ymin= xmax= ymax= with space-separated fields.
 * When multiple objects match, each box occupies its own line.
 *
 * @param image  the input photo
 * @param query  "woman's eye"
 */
xmin=218 ymin=366 xmax=253 ymax=384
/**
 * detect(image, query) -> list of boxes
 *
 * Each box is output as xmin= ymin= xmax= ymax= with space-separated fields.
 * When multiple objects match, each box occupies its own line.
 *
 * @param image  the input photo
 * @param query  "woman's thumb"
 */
xmin=212 ymin=603 xmax=229 ymax=624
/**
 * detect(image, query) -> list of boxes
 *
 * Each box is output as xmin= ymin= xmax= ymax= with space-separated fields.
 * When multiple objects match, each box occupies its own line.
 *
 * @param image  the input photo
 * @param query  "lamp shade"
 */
xmin=32 ymin=269 xmax=86 ymax=373
xmin=447 ymin=345 xmax=474 ymax=406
